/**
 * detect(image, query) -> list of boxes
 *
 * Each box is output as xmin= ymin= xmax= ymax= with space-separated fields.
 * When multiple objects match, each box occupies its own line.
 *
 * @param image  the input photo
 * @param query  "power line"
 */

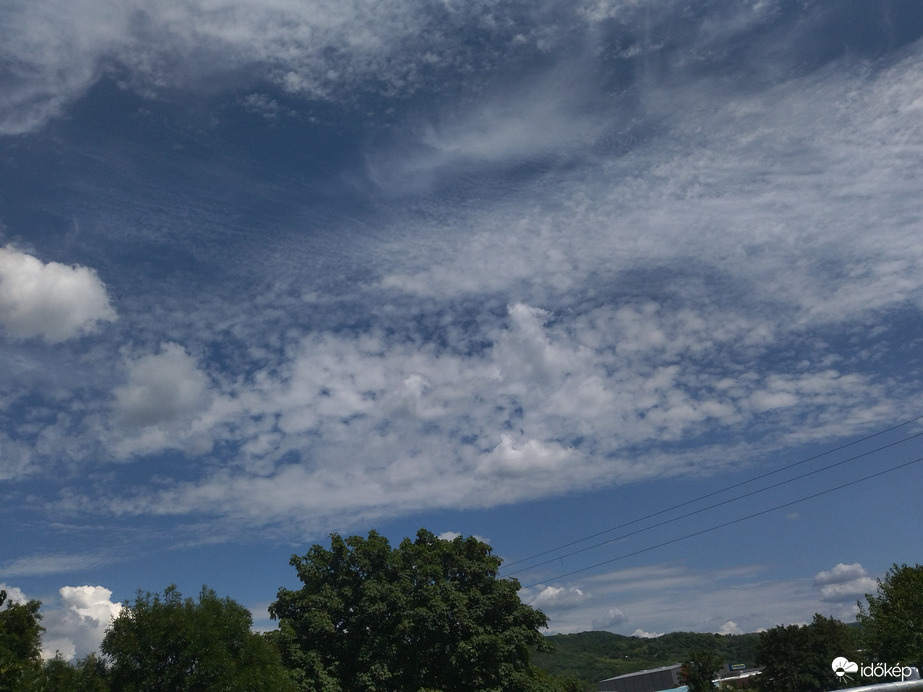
xmin=503 ymin=428 xmax=923 ymax=577
xmin=501 ymin=413 xmax=923 ymax=573
xmin=517 ymin=453 xmax=923 ymax=589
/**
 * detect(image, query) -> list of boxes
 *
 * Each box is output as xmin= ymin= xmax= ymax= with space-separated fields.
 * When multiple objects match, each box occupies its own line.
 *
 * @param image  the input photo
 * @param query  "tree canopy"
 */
xmin=270 ymin=528 xmax=551 ymax=692
xmin=756 ymin=614 xmax=858 ymax=691
xmin=101 ymin=585 xmax=295 ymax=692
xmin=857 ymin=562 xmax=923 ymax=670
xmin=533 ymin=630 xmax=760 ymax=689
xmin=0 ymin=589 xmax=45 ymax=690
xmin=681 ymin=650 xmax=724 ymax=692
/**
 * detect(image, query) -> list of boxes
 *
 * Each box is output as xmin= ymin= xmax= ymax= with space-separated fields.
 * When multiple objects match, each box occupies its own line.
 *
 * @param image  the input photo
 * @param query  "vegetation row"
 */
xmin=1 ymin=530 xmax=920 ymax=692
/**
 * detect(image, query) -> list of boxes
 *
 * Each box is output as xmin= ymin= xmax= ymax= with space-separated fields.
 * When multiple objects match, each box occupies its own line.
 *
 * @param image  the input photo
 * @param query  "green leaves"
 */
xmin=0 ymin=590 xmax=45 ymax=691
xmin=271 ymin=528 xmax=550 ymax=692
xmin=756 ymin=614 xmax=858 ymax=692
xmin=857 ymin=563 xmax=923 ymax=670
xmin=101 ymin=585 xmax=295 ymax=692
xmin=680 ymin=650 xmax=724 ymax=692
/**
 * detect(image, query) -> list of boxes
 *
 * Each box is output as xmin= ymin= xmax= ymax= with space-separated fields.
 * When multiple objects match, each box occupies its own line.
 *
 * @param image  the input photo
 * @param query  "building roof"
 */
xmin=598 ymin=663 xmax=682 ymax=683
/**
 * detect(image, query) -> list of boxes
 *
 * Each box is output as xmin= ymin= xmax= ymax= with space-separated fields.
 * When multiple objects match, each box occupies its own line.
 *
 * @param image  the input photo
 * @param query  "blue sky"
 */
xmin=2 ymin=0 xmax=923 ymax=661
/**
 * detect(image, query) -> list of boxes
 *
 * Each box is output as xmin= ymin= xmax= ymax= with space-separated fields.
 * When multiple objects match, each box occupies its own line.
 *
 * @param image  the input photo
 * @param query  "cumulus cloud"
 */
xmin=0 ymin=584 xmax=120 ymax=661
xmin=40 ymin=586 xmax=122 ymax=661
xmin=0 ymin=247 xmax=115 ymax=342
xmin=718 ymin=621 xmax=743 ymax=635
xmin=814 ymin=563 xmax=878 ymax=604
xmin=592 ymin=607 xmax=628 ymax=630
xmin=814 ymin=562 xmax=868 ymax=586
xmin=107 ymin=343 xmax=216 ymax=457
xmin=819 ymin=581 xmax=878 ymax=604
xmin=113 ymin=343 xmax=209 ymax=430
xmin=477 ymin=435 xmax=574 ymax=477
xmin=438 ymin=531 xmax=491 ymax=544
xmin=632 ymin=629 xmax=664 ymax=639
xmin=524 ymin=585 xmax=588 ymax=611
xmin=0 ymin=583 xmax=28 ymax=604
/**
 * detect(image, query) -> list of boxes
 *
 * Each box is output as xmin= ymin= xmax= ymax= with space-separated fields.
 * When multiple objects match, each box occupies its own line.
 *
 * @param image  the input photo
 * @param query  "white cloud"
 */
xmin=113 ymin=343 xmax=209 ymax=429
xmin=88 ymin=292 xmax=896 ymax=531
xmin=0 ymin=0 xmax=133 ymax=134
xmin=814 ymin=563 xmax=877 ymax=604
xmin=225 ymin=38 xmax=922 ymax=529
xmin=0 ymin=583 xmax=120 ymax=661
xmin=40 ymin=586 xmax=122 ymax=661
xmin=750 ymin=390 xmax=798 ymax=412
xmin=0 ymin=7 xmax=920 ymax=657
xmin=367 ymin=64 xmax=609 ymax=194
xmin=374 ymin=38 xmax=923 ymax=332
xmin=514 ymin=562 xmax=887 ymax=635
xmin=109 ymin=343 xmax=214 ymax=456
xmin=0 ymin=584 xmax=28 ymax=604
xmin=819 ymin=580 xmax=878 ymax=604
xmin=814 ymin=563 xmax=868 ymax=586
xmin=438 ymin=531 xmax=491 ymax=544
xmin=516 ymin=562 xmax=843 ymax=635
xmin=718 ymin=620 xmax=743 ymax=635
xmin=0 ymin=247 xmax=115 ymax=342
xmin=0 ymin=434 xmax=33 ymax=481
xmin=632 ymin=629 xmax=664 ymax=639
xmin=0 ymin=554 xmax=108 ymax=578
xmin=477 ymin=435 xmax=574 ymax=477
xmin=4 ymin=1 xmax=923 ymax=588
xmin=592 ymin=607 xmax=628 ymax=630
xmin=0 ymin=0 xmax=544 ymax=134
xmin=239 ymin=93 xmax=294 ymax=119
xmin=524 ymin=585 xmax=589 ymax=611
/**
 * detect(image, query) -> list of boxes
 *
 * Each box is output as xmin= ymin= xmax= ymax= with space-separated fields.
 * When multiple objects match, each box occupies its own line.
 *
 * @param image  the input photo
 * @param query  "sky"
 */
xmin=1 ymin=0 xmax=923 ymax=663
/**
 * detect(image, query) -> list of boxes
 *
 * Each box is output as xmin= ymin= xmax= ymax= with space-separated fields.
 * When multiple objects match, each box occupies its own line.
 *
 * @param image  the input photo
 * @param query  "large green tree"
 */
xmin=36 ymin=652 xmax=111 ymax=692
xmin=270 ymin=529 xmax=551 ymax=692
xmin=857 ymin=563 xmax=923 ymax=670
xmin=681 ymin=650 xmax=724 ymax=692
xmin=756 ymin=614 xmax=858 ymax=692
xmin=0 ymin=589 xmax=45 ymax=690
xmin=101 ymin=585 xmax=295 ymax=692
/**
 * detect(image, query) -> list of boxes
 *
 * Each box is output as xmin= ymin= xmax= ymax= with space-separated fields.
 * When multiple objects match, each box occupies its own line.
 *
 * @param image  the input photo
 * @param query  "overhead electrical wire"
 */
xmin=517 ymin=453 xmax=923 ymax=589
xmin=503 ymin=427 xmax=923 ymax=577
xmin=498 ymin=413 xmax=923 ymax=577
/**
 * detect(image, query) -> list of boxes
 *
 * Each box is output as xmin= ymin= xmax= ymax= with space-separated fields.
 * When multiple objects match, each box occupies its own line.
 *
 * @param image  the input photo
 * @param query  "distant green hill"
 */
xmin=533 ymin=630 xmax=761 ymax=690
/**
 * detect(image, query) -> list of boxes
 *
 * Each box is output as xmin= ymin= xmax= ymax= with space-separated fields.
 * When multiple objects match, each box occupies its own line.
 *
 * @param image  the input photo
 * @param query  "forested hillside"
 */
xmin=533 ymin=630 xmax=760 ymax=690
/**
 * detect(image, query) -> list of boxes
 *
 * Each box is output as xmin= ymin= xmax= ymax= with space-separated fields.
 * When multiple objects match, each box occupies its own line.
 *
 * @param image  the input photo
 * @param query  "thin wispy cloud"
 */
xmin=0 ymin=553 xmax=113 ymax=579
